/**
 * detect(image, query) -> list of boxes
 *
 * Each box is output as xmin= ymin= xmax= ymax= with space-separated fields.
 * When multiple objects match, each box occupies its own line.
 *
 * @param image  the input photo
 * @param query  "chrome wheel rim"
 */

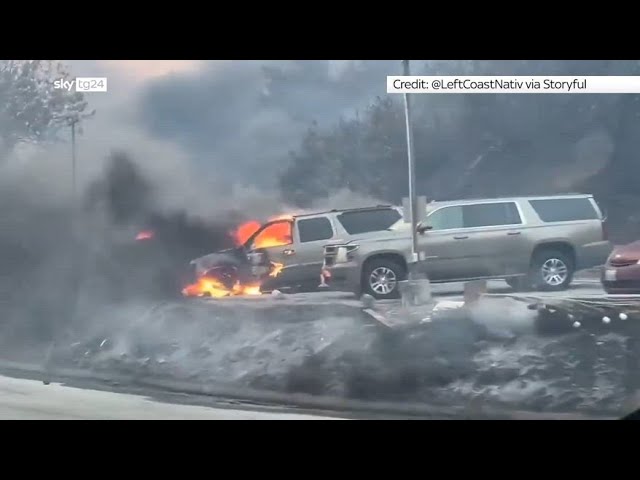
xmin=541 ymin=258 xmax=568 ymax=286
xmin=369 ymin=267 xmax=397 ymax=295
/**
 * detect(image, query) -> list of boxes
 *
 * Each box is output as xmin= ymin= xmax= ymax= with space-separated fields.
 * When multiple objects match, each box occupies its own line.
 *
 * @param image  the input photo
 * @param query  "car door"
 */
xmin=416 ymin=205 xmax=471 ymax=281
xmin=456 ymin=201 xmax=528 ymax=278
xmin=286 ymin=216 xmax=336 ymax=285
xmin=245 ymin=220 xmax=297 ymax=284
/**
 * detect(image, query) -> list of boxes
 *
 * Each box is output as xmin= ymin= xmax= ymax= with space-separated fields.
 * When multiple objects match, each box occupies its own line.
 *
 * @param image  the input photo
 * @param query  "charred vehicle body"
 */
xmin=185 ymin=206 xmax=403 ymax=296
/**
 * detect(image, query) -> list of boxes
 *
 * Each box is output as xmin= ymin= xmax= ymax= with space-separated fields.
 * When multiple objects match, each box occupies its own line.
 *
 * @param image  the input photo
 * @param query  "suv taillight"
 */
xmin=602 ymin=219 xmax=609 ymax=241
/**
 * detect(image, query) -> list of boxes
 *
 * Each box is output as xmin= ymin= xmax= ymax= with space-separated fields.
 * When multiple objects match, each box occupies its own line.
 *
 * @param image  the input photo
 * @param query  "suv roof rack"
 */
xmin=295 ymin=204 xmax=396 ymax=218
xmin=433 ymin=193 xmax=592 ymax=203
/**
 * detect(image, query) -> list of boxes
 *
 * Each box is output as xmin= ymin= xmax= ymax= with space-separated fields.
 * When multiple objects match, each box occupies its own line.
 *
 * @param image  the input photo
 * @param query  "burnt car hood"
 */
xmin=191 ymin=247 xmax=246 ymax=272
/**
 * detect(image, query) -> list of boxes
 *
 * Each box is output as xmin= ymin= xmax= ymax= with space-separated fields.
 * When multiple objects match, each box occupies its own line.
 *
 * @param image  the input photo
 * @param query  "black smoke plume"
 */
xmin=0 ymin=151 xmax=247 ymax=353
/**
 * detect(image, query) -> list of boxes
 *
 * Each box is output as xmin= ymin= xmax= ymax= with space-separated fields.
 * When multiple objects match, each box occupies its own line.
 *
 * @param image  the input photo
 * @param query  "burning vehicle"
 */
xmin=112 ymin=213 xmax=239 ymax=300
xmin=183 ymin=205 xmax=403 ymax=298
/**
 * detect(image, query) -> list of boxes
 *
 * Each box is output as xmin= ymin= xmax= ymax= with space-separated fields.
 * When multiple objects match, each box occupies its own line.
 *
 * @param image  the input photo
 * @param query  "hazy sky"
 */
xmin=99 ymin=60 xmax=204 ymax=80
xmin=18 ymin=60 xmax=397 ymax=215
xmin=59 ymin=60 xmax=402 ymax=193
xmin=68 ymin=60 xmax=205 ymax=84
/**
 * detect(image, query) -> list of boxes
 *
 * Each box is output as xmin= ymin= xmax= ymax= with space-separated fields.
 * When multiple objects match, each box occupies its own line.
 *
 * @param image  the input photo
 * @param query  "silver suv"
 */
xmin=189 ymin=205 xmax=403 ymax=293
xmin=323 ymin=195 xmax=612 ymax=299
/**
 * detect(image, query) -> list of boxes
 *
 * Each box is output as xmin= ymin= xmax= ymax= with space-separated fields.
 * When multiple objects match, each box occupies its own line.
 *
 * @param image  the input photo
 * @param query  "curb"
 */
xmin=0 ymin=358 xmax=616 ymax=420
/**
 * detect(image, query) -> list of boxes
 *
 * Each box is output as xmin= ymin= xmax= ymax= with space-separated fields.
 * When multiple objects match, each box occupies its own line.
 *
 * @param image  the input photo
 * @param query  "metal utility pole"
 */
xmin=70 ymin=119 xmax=77 ymax=206
xmin=45 ymin=117 xmax=80 ymax=385
xmin=402 ymin=60 xmax=419 ymax=275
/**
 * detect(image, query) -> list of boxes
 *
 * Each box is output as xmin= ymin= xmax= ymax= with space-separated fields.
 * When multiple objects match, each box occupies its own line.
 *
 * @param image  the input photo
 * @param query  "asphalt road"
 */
xmin=0 ymin=374 xmax=342 ymax=420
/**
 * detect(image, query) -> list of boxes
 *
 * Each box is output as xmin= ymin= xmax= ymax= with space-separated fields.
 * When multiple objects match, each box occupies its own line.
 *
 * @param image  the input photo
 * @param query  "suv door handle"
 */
xmin=453 ymin=235 xmax=468 ymax=240
xmin=283 ymin=249 xmax=295 ymax=256
xmin=507 ymin=231 xmax=521 ymax=236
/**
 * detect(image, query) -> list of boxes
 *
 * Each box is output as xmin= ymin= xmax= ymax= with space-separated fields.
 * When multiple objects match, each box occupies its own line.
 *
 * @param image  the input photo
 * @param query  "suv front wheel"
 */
xmin=362 ymin=258 xmax=406 ymax=300
xmin=530 ymin=249 xmax=574 ymax=291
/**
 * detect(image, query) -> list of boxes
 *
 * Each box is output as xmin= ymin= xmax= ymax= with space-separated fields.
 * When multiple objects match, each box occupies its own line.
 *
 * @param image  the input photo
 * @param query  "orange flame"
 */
xmin=136 ymin=230 xmax=155 ymax=241
xmin=252 ymin=221 xmax=292 ymax=249
xmin=182 ymin=276 xmax=232 ymax=298
xmin=234 ymin=221 xmax=261 ymax=246
xmin=235 ymin=283 xmax=262 ymax=296
xmin=182 ymin=260 xmax=285 ymax=299
xmin=270 ymin=262 xmax=284 ymax=278
xmin=182 ymin=276 xmax=262 ymax=298
xmin=233 ymin=214 xmax=294 ymax=248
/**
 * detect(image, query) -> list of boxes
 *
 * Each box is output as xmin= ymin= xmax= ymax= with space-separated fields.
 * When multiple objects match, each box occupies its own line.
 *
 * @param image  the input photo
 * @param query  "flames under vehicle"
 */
xmin=184 ymin=206 xmax=404 ymax=298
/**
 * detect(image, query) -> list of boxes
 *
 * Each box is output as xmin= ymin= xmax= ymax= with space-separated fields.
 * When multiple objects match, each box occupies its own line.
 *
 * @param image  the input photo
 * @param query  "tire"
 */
xmin=530 ymin=249 xmax=574 ymax=292
xmin=203 ymin=265 xmax=238 ymax=290
xmin=361 ymin=258 xmax=406 ymax=300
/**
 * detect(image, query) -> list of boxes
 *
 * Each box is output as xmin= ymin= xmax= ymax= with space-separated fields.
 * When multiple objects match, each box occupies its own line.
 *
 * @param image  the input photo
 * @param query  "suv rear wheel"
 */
xmin=362 ymin=258 xmax=406 ymax=300
xmin=530 ymin=249 xmax=574 ymax=291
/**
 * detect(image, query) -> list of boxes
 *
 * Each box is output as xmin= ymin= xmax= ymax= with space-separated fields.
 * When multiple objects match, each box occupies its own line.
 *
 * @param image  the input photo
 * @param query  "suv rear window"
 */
xmin=297 ymin=217 xmax=334 ymax=242
xmin=463 ymin=202 xmax=522 ymax=228
xmin=427 ymin=202 xmax=521 ymax=230
xmin=529 ymin=198 xmax=598 ymax=222
xmin=337 ymin=209 xmax=402 ymax=234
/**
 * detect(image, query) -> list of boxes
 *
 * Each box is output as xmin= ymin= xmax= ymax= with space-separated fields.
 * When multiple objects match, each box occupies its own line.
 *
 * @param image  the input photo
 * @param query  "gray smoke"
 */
xmin=133 ymin=61 xmax=639 ymax=208
xmin=0 ymin=151 xmax=238 ymax=349
xmin=137 ymin=60 xmax=420 ymax=189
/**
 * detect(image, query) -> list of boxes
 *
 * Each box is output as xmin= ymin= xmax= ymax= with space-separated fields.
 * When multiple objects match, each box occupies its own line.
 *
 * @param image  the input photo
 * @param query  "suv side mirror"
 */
xmin=417 ymin=223 xmax=432 ymax=234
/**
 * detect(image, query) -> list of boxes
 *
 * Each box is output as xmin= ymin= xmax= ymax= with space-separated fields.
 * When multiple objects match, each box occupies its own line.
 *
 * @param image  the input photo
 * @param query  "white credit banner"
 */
xmin=387 ymin=76 xmax=640 ymax=94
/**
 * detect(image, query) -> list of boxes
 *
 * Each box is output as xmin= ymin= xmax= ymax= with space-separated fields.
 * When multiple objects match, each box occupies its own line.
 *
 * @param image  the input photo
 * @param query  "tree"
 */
xmin=278 ymin=60 xmax=640 ymax=243
xmin=278 ymin=96 xmax=409 ymax=204
xmin=0 ymin=60 xmax=93 ymax=157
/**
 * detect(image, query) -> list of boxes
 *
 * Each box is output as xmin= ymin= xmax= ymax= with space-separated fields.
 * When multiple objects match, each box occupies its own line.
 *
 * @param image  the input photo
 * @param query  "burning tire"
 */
xmin=202 ymin=265 xmax=240 ymax=291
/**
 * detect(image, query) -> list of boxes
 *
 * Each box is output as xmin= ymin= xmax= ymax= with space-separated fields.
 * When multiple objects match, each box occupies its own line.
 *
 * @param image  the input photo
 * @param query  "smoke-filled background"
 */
xmin=2 ymin=60 xmax=640 ymax=375
xmin=92 ymin=60 xmax=640 ymax=239
xmin=0 ymin=60 xmax=395 ymax=355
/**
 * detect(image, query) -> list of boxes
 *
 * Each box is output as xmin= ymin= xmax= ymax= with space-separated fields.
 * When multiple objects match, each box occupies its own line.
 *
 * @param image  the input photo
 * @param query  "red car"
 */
xmin=602 ymin=240 xmax=640 ymax=294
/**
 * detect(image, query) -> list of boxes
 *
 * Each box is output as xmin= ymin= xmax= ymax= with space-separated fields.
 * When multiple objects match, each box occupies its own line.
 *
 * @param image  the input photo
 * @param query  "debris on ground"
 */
xmin=8 ymin=287 xmax=640 ymax=417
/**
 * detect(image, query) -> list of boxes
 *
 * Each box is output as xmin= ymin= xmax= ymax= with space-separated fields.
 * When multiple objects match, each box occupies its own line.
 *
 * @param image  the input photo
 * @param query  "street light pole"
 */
xmin=71 ymin=119 xmax=77 ymax=205
xmin=402 ymin=60 xmax=419 ymax=277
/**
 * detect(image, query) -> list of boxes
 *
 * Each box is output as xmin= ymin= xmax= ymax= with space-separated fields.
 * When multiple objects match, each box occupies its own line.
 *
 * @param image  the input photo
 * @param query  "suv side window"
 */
xmin=529 ymin=198 xmax=599 ymax=222
xmin=297 ymin=217 xmax=334 ymax=243
xmin=463 ymin=202 xmax=522 ymax=228
xmin=337 ymin=209 xmax=402 ymax=234
xmin=427 ymin=206 xmax=464 ymax=230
